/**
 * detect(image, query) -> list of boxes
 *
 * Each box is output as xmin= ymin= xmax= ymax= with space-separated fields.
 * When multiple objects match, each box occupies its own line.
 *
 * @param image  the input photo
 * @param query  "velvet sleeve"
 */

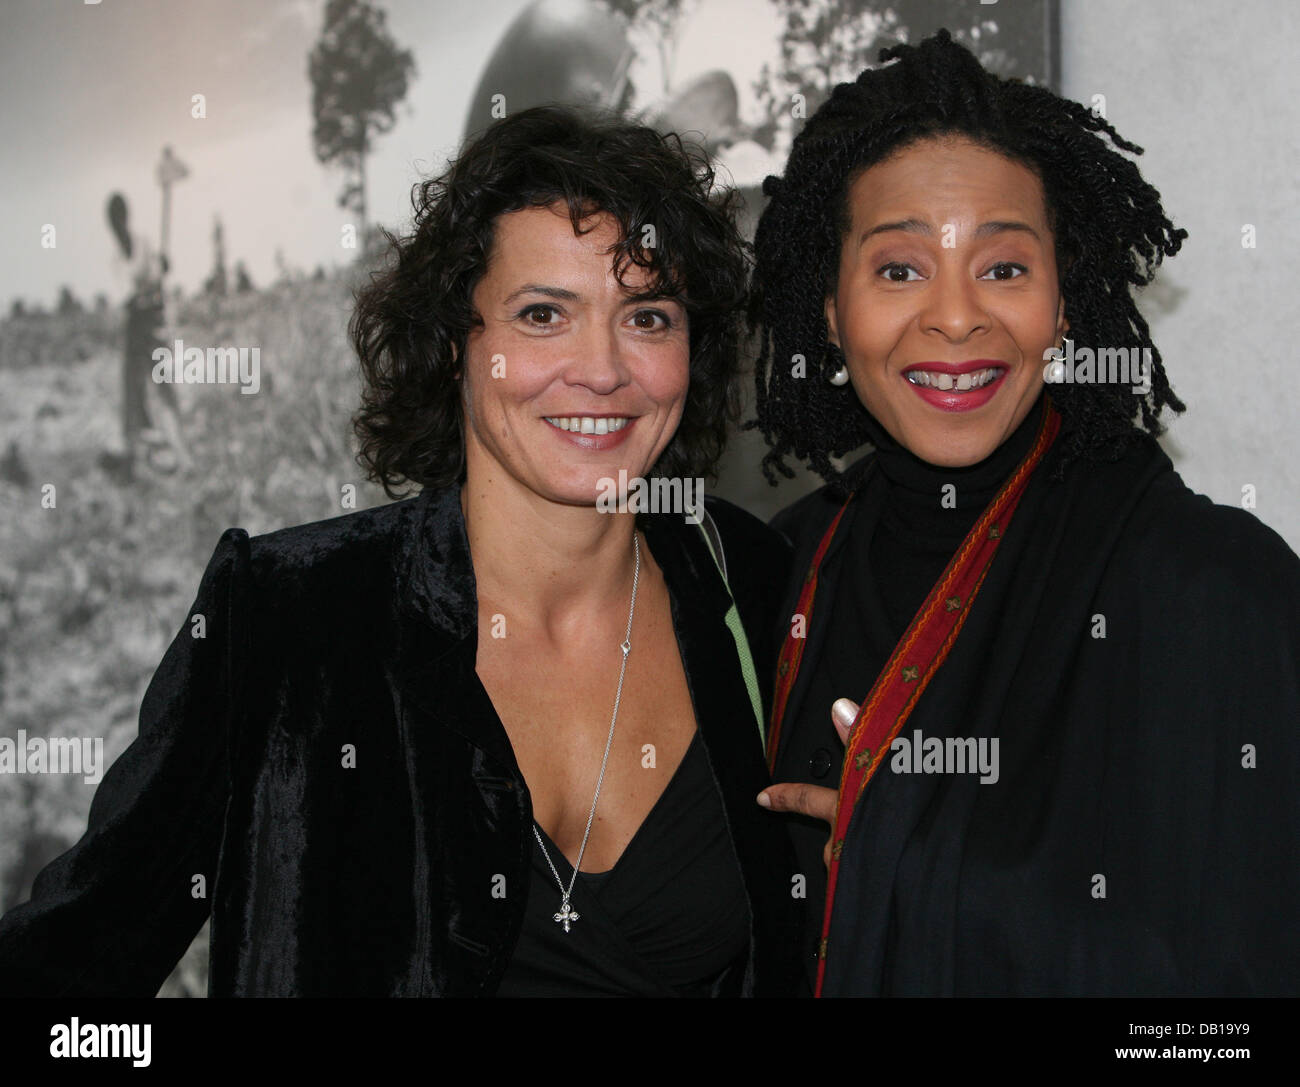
xmin=0 ymin=528 xmax=250 ymax=996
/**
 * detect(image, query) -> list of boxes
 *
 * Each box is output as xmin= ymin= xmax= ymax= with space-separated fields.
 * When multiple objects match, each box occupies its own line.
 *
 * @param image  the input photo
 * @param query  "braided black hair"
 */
xmin=748 ymin=28 xmax=1187 ymax=490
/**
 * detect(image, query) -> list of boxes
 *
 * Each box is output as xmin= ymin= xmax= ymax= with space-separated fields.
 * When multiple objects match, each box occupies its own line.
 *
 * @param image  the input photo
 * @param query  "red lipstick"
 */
xmin=900 ymin=360 xmax=1008 ymax=413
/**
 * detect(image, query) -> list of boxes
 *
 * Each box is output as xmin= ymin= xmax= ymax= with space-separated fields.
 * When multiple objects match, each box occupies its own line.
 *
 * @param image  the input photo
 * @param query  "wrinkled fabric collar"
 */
xmin=396 ymin=482 xmax=478 ymax=642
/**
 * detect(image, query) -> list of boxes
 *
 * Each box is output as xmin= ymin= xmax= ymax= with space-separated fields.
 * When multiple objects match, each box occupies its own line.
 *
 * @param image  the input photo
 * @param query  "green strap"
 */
xmin=696 ymin=515 xmax=766 ymax=750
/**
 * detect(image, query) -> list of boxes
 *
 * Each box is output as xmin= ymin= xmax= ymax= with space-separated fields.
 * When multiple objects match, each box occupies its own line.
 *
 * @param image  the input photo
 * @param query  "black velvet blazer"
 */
xmin=0 ymin=484 xmax=804 ymax=997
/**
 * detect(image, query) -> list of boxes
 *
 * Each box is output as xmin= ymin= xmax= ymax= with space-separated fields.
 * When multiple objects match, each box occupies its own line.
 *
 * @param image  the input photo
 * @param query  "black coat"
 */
xmin=0 ymin=484 xmax=803 ymax=996
xmin=770 ymin=430 xmax=1300 ymax=996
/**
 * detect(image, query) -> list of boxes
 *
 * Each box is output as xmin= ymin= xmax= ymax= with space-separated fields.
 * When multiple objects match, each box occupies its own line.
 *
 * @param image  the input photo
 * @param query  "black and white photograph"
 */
xmin=0 ymin=0 xmax=1294 ymax=1068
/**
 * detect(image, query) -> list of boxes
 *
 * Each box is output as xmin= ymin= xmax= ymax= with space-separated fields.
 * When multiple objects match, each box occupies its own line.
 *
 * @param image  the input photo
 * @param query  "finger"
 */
xmin=757 ymin=782 xmax=837 ymax=824
xmin=831 ymin=697 xmax=859 ymax=745
xmin=823 ymin=838 xmax=832 ymax=869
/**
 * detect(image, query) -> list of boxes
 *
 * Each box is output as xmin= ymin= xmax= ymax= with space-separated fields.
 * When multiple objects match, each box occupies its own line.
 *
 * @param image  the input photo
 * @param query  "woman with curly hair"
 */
xmin=0 ymin=106 xmax=802 ymax=997
xmin=752 ymin=30 xmax=1300 ymax=997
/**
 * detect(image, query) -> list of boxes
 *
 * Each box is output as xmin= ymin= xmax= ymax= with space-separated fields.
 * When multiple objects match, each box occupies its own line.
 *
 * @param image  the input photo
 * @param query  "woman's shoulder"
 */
xmin=252 ymin=492 xmax=418 ymax=558
xmin=702 ymin=494 xmax=791 ymax=565
xmin=216 ymin=491 xmax=429 ymax=610
xmin=695 ymin=495 xmax=793 ymax=607
xmin=768 ymin=469 xmax=863 ymax=554
xmin=1109 ymin=461 xmax=1300 ymax=624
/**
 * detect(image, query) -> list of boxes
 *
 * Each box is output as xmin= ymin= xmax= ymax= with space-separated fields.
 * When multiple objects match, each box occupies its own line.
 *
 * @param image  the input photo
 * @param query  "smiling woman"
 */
xmin=0 ymin=106 xmax=804 ymax=998
xmin=458 ymin=205 xmax=691 ymax=516
xmin=750 ymin=30 xmax=1300 ymax=998
xmin=821 ymin=137 xmax=1067 ymax=468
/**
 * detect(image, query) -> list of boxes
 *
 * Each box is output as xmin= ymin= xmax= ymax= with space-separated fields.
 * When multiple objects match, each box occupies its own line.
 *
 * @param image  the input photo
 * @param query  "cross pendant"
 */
xmin=553 ymin=897 xmax=580 ymax=933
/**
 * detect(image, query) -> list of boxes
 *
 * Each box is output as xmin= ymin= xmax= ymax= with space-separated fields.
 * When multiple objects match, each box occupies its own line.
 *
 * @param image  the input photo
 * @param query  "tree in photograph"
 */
xmin=754 ymin=0 xmax=1007 ymax=154
xmin=205 ymin=216 xmax=228 ymax=298
xmin=57 ymin=286 xmax=84 ymax=317
xmin=308 ymin=0 xmax=415 ymax=232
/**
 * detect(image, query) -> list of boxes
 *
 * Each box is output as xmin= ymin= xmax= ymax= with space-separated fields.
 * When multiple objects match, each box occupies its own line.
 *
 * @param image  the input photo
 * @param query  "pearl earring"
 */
xmin=829 ymin=366 xmax=850 ymax=386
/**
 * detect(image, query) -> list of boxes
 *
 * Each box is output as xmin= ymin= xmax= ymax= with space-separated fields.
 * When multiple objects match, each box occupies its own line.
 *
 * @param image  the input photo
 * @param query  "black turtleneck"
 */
xmin=779 ymin=393 xmax=1045 ymax=987
xmin=866 ymin=395 xmax=1043 ymax=634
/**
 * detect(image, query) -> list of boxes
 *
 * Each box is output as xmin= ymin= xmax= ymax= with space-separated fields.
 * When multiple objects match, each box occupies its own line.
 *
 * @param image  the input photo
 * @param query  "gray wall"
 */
xmin=1063 ymin=0 xmax=1300 ymax=550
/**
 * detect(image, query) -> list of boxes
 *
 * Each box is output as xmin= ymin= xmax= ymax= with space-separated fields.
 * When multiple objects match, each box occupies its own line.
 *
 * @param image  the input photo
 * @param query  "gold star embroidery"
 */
xmin=855 ymin=748 xmax=873 ymax=770
xmin=945 ymin=595 xmax=962 ymax=612
xmin=989 ymin=525 xmax=1001 ymax=539
xmin=818 ymin=938 xmax=828 ymax=960
xmin=831 ymin=840 xmax=844 ymax=860
xmin=901 ymin=665 xmax=919 ymax=683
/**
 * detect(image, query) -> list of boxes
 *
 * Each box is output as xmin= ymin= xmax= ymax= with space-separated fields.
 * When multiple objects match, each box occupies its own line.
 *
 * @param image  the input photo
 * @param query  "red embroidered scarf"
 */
xmin=766 ymin=400 xmax=1062 ymax=996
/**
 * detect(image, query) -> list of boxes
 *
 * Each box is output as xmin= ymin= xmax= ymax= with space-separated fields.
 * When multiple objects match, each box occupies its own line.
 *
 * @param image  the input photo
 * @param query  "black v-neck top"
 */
xmin=495 ymin=730 xmax=751 ymax=997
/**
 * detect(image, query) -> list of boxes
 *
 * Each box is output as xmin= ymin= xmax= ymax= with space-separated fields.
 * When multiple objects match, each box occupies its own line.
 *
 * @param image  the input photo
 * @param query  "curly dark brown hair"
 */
xmin=749 ymin=29 xmax=1188 ymax=491
xmin=350 ymin=104 xmax=752 ymax=498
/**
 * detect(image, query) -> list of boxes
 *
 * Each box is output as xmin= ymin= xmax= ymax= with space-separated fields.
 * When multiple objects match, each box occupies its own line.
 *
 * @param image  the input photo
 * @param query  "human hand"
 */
xmin=757 ymin=697 xmax=859 ymax=866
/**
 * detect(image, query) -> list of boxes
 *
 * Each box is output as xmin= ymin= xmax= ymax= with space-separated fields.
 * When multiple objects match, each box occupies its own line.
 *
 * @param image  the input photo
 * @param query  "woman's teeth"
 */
xmin=545 ymin=416 xmax=631 ymax=435
xmin=905 ymin=368 xmax=1001 ymax=391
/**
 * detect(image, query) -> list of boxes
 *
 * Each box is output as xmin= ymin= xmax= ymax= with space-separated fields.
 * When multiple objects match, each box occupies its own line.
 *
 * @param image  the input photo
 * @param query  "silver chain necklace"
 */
xmin=532 ymin=531 xmax=640 ymax=933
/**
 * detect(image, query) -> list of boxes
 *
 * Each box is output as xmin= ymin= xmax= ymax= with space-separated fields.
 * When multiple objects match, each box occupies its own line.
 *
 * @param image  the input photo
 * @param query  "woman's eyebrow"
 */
xmin=858 ymin=218 xmax=1041 ymax=245
xmin=859 ymin=217 xmax=931 ymax=244
xmin=502 ymin=284 xmax=580 ymax=304
xmin=974 ymin=220 xmax=1040 ymax=240
xmin=621 ymin=289 xmax=684 ymax=304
